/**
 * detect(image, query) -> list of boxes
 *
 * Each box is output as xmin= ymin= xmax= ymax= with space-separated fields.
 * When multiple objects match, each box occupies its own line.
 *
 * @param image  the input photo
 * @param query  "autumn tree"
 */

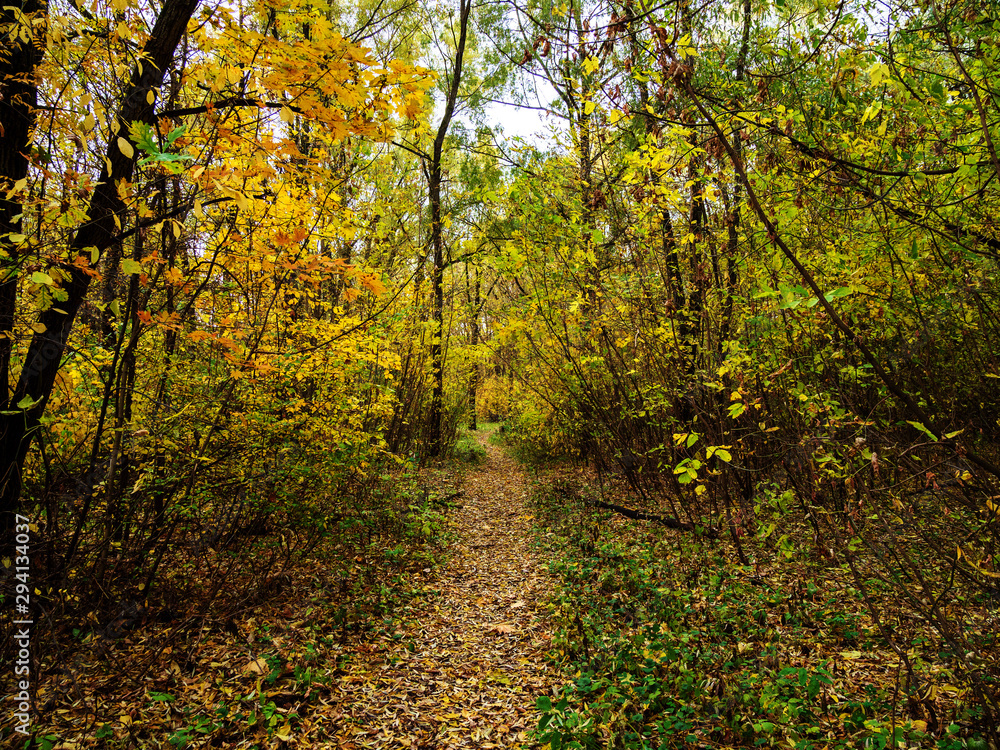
xmin=493 ymin=0 xmax=1000 ymax=731
xmin=0 ymin=7 xmax=436 ymax=677
xmin=0 ymin=0 xmax=201 ymax=541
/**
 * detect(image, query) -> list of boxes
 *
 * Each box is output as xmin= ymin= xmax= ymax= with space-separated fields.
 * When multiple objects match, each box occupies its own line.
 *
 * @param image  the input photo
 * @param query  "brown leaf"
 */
xmin=243 ymin=657 xmax=268 ymax=675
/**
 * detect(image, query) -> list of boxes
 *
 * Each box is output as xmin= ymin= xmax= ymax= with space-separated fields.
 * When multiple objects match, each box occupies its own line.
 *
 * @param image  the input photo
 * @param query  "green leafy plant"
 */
xmin=128 ymin=121 xmax=193 ymax=172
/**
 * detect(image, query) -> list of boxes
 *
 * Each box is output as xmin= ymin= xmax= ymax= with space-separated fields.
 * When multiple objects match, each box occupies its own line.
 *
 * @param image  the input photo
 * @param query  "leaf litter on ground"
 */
xmin=31 ymin=431 xmax=560 ymax=749
xmin=328 ymin=433 xmax=560 ymax=748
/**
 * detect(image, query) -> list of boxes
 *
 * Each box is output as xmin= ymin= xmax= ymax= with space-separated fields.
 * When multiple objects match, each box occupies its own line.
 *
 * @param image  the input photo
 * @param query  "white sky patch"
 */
xmin=483 ymin=100 xmax=558 ymax=145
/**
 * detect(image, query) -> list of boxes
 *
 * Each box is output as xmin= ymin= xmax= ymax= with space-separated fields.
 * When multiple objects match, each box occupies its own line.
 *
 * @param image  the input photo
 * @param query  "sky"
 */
xmin=484 ymin=99 xmax=558 ymax=142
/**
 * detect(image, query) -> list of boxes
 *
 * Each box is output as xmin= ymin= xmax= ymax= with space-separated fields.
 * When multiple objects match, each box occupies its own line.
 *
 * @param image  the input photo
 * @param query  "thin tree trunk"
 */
xmin=0 ymin=0 xmax=45 ymax=397
xmin=468 ymin=266 xmax=480 ymax=430
xmin=0 ymin=0 xmax=47 ymax=541
xmin=718 ymin=0 xmax=750 ymax=347
xmin=426 ymin=0 xmax=471 ymax=458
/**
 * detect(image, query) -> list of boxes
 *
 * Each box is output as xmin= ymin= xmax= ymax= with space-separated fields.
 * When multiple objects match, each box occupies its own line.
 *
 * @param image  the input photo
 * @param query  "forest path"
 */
xmin=327 ymin=430 xmax=558 ymax=748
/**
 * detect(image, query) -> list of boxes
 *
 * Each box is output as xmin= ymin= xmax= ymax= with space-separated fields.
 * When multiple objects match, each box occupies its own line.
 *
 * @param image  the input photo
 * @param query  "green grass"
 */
xmin=451 ymin=431 xmax=487 ymax=464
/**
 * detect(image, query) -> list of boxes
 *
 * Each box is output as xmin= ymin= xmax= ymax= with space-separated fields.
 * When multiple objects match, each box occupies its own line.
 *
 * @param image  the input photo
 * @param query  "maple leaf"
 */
xmin=360 ymin=274 xmax=386 ymax=296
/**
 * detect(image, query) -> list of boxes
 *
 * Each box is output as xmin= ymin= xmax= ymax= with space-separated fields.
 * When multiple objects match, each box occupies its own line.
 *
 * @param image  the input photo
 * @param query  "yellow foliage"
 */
xmin=477 ymin=376 xmax=510 ymax=422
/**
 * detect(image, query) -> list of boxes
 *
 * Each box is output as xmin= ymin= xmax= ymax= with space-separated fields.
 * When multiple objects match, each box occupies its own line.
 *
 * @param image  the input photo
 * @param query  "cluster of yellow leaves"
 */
xmin=185 ymin=0 xmax=431 ymax=147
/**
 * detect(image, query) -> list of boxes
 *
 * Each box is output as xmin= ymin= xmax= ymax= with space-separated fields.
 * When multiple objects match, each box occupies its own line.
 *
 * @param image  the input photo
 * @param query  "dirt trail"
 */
xmin=327 ymin=431 xmax=558 ymax=748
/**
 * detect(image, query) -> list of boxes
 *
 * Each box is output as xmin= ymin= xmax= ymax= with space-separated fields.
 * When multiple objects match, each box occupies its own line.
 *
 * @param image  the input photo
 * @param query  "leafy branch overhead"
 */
xmin=129 ymin=122 xmax=193 ymax=173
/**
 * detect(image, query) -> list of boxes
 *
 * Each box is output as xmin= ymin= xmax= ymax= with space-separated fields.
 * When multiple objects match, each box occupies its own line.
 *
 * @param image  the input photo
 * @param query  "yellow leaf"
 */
xmin=279 ymin=106 xmax=295 ymax=123
xmin=193 ymin=199 xmax=203 ymax=219
xmin=117 ymin=137 xmax=134 ymax=159
xmin=868 ymin=62 xmax=891 ymax=87
xmin=677 ymin=33 xmax=698 ymax=59
xmin=83 ymin=112 xmax=95 ymax=132
xmin=243 ymin=657 xmax=267 ymax=674
xmin=584 ymin=100 xmax=596 ymax=115
xmin=360 ymin=274 xmax=386 ymax=295
xmin=219 ymin=185 xmax=250 ymax=212
xmin=146 ymin=90 xmax=155 ymax=105
xmin=275 ymin=725 xmax=293 ymax=741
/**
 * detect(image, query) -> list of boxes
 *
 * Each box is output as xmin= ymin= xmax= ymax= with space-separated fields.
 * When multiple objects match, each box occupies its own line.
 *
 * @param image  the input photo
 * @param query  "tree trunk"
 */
xmin=0 ymin=0 xmax=45 ymax=401
xmin=0 ymin=0 xmax=202 ymax=540
xmin=718 ymin=0 xmax=750 ymax=348
xmin=426 ymin=0 xmax=471 ymax=458
xmin=468 ymin=266 xmax=480 ymax=430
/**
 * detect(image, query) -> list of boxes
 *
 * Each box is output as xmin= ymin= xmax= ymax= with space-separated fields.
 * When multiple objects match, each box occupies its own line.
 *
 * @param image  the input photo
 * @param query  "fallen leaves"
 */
xmin=243 ymin=657 xmax=270 ymax=675
xmin=24 ymin=432 xmax=558 ymax=748
xmin=322 ymin=433 xmax=559 ymax=748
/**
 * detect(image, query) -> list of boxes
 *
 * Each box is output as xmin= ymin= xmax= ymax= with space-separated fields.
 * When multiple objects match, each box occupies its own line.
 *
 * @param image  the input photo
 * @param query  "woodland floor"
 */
xmin=323 ymin=432 xmax=559 ymax=748
xmin=18 ymin=433 xmax=996 ymax=749
xmin=24 ymin=431 xmax=559 ymax=749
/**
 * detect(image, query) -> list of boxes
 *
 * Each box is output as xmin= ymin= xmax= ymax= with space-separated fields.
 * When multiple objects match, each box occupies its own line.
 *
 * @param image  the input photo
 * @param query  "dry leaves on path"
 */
xmin=26 ymin=434 xmax=559 ymax=749
xmin=325 ymin=432 xmax=559 ymax=749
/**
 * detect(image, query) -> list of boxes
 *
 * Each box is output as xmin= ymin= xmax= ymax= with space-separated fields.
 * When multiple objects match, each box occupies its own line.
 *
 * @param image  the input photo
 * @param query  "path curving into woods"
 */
xmin=325 ymin=431 xmax=558 ymax=748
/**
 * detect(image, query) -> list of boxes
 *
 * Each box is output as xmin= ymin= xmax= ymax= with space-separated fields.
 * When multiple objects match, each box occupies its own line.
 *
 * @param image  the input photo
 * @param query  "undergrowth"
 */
xmin=3 ymin=464 xmax=460 ymax=750
xmin=530 ymin=478 xmax=992 ymax=750
xmin=452 ymin=430 xmax=487 ymax=464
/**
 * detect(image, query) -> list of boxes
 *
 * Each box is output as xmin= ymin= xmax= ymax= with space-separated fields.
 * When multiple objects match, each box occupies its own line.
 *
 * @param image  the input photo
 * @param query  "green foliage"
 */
xmin=452 ymin=432 xmax=487 ymax=464
xmin=530 ymin=479 xmax=990 ymax=750
xmin=490 ymin=0 xmax=1000 ymax=735
xmin=7 ymin=0 xmax=1000 ymax=743
xmin=129 ymin=121 xmax=193 ymax=172
xmin=502 ymin=401 xmax=584 ymax=465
